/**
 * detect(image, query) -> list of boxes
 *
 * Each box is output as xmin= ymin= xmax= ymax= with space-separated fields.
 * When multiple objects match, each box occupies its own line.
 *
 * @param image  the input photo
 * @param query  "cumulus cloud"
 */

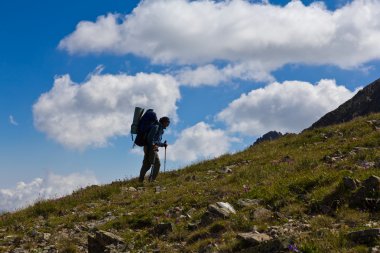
xmin=176 ymin=63 xmax=274 ymax=86
xmin=0 ymin=172 xmax=98 ymax=212
xmin=59 ymin=0 xmax=380 ymax=85
xmin=217 ymin=79 xmax=359 ymax=135
xmin=9 ymin=115 xmax=18 ymax=126
xmin=167 ymin=122 xmax=236 ymax=162
xmin=33 ymin=73 xmax=180 ymax=150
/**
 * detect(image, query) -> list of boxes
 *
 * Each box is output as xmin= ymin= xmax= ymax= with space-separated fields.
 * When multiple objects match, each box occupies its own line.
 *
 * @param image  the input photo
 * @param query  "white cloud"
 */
xmin=59 ymin=0 xmax=380 ymax=85
xmin=217 ymin=79 xmax=358 ymax=135
xmin=176 ymin=62 xmax=274 ymax=86
xmin=9 ymin=115 xmax=18 ymax=126
xmin=167 ymin=122 xmax=236 ymax=162
xmin=0 ymin=172 xmax=98 ymax=212
xmin=33 ymin=73 xmax=180 ymax=150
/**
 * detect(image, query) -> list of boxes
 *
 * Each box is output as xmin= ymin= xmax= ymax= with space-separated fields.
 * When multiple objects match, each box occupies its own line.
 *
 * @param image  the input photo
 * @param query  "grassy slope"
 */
xmin=1 ymin=114 xmax=380 ymax=252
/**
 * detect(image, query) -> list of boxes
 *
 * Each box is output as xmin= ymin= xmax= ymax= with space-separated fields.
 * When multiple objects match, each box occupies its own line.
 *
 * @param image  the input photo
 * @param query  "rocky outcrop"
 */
xmin=253 ymin=131 xmax=283 ymax=145
xmin=319 ymin=175 xmax=380 ymax=213
xmin=348 ymin=228 xmax=380 ymax=245
xmin=309 ymin=78 xmax=380 ymax=129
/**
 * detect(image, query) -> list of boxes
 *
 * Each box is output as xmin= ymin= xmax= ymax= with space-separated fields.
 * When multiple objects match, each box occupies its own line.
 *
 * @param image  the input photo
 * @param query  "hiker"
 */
xmin=138 ymin=116 xmax=170 ymax=182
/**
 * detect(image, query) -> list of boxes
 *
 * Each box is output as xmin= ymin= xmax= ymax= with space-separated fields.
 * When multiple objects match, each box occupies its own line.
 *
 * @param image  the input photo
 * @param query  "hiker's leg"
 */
xmin=151 ymin=151 xmax=161 ymax=181
xmin=139 ymin=146 xmax=151 ymax=182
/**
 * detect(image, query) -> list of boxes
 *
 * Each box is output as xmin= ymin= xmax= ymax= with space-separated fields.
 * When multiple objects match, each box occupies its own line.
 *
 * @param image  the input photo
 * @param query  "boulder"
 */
xmin=347 ymin=228 xmax=380 ymax=245
xmin=343 ymin=177 xmax=360 ymax=191
xmin=208 ymin=202 xmax=236 ymax=218
xmin=363 ymin=175 xmax=380 ymax=190
xmin=88 ymin=230 xmax=125 ymax=253
xmin=252 ymin=207 xmax=273 ymax=221
xmin=350 ymin=175 xmax=380 ymax=210
xmin=237 ymin=232 xmax=272 ymax=246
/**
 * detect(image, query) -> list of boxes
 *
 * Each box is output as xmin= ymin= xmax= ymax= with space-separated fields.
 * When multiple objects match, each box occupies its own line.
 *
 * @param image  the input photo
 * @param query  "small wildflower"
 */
xmin=288 ymin=244 xmax=299 ymax=252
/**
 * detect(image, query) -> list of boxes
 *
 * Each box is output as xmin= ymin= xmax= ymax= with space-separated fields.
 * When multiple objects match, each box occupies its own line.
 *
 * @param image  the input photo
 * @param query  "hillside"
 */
xmin=310 ymin=78 xmax=380 ymax=129
xmin=1 ymin=114 xmax=380 ymax=253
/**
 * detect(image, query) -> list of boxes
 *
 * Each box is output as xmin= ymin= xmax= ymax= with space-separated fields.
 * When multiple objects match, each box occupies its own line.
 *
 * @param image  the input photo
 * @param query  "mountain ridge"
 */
xmin=309 ymin=78 xmax=380 ymax=129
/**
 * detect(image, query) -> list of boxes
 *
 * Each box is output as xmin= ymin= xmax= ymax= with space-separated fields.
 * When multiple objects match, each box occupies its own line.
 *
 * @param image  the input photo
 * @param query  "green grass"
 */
xmin=0 ymin=113 xmax=379 ymax=252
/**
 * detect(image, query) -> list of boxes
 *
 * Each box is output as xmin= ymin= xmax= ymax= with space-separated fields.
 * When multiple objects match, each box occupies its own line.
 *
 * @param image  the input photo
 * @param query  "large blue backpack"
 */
xmin=134 ymin=109 xmax=158 ymax=147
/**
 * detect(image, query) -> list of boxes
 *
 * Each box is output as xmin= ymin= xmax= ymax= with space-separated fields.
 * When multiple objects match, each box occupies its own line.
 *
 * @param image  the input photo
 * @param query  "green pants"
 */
xmin=139 ymin=146 xmax=161 ymax=182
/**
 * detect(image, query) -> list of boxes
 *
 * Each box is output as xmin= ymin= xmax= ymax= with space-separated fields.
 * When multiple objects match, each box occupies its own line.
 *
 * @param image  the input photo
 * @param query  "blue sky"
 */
xmin=1 ymin=0 xmax=380 ymax=211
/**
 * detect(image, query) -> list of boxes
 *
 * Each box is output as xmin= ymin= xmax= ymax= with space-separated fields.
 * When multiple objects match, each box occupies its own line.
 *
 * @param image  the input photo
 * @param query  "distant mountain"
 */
xmin=309 ymin=78 xmax=380 ymax=129
xmin=253 ymin=131 xmax=283 ymax=145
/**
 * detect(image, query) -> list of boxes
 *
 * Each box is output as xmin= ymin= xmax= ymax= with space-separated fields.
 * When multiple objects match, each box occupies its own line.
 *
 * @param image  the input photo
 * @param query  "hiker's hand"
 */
xmin=152 ymin=145 xmax=159 ymax=151
xmin=163 ymin=143 xmax=168 ymax=148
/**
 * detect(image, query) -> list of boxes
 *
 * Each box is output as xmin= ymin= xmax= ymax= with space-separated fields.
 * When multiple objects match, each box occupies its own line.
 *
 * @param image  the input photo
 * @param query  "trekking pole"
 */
xmin=164 ymin=141 xmax=167 ymax=172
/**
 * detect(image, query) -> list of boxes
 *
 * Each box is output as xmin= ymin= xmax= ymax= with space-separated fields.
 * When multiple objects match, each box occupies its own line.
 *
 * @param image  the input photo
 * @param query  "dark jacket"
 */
xmin=146 ymin=122 xmax=165 ymax=149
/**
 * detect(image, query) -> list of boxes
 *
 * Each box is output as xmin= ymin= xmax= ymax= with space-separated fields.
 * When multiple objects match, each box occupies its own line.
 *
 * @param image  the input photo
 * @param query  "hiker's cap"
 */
xmin=159 ymin=116 xmax=170 ymax=124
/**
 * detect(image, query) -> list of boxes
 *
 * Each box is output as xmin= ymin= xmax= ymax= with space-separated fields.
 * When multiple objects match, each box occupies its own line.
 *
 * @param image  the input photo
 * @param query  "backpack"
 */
xmin=133 ymin=108 xmax=158 ymax=147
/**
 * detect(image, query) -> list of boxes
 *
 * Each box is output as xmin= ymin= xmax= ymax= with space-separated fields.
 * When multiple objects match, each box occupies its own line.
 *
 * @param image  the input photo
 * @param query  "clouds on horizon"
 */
xmin=0 ymin=172 xmax=98 ymax=212
xmin=33 ymin=73 xmax=180 ymax=150
xmin=217 ymin=79 xmax=359 ymax=135
xmin=167 ymin=122 xmax=236 ymax=163
xmin=59 ymin=0 xmax=380 ymax=86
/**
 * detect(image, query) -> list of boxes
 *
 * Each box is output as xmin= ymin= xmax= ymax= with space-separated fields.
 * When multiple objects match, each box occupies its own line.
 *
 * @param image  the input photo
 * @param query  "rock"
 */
xmin=253 ymin=207 xmax=273 ymax=221
xmin=200 ymin=211 xmax=218 ymax=226
xmin=237 ymin=232 xmax=272 ymax=246
xmin=208 ymin=202 xmax=236 ymax=218
xmin=363 ymin=175 xmax=380 ymax=190
xmin=350 ymin=175 xmax=380 ymax=210
xmin=43 ymin=233 xmax=51 ymax=241
xmin=220 ymin=166 xmax=234 ymax=174
xmin=88 ymin=230 xmax=125 ymax=253
xmin=357 ymin=160 xmax=376 ymax=169
xmin=154 ymin=223 xmax=173 ymax=235
xmin=347 ymin=228 xmax=380 ymax=245
xmin=365 ymin=198 xmax=380 ymax=210
xmin=187 ymin=222 xmax=199 ymax=231
xmin=128 ymin=187 xmax=137 ymax=192
xmin=343 ymin=176 xmax=360 ymax=191
xmin=237 ymin=199 xmax=262 ymax=208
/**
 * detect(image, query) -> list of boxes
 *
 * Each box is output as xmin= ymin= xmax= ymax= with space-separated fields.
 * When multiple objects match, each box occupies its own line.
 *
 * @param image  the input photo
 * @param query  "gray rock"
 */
xmin=350 ymin=175 xmax=380 ymax=210
xmin=343 ymin=177 xmax=360 ymax=191
xmin=88 ymin=230 xmax=125 ymax=253
xmin=237 ymin=199 xmax=262 ymax=208
xmin=208 ymin=202 xmax=236 ymax=218
xmin=348 ymin=228 xmax=380 ymax=245
xmin=237 ymin=232 xmax=272 ymax=246
xmin=357 ymin=161 xmax=376 ymax=169
xmin=253 ymin=207 xmax=273 ymax=221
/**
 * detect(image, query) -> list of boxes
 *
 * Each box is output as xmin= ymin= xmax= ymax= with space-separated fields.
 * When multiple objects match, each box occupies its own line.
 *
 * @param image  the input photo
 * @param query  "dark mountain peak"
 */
xmin=309 ymin=78 xmax=380 ymax=129
xmin=253 ymin=130 xmax=283 ymax=145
